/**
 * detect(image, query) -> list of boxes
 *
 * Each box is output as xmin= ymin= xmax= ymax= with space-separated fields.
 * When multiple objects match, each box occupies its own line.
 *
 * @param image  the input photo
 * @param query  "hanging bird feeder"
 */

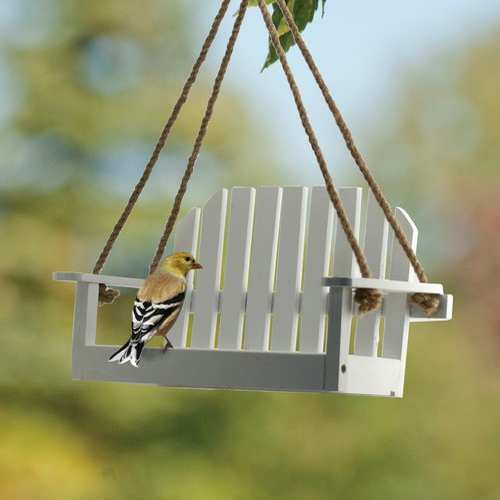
xmin=54 ymin=0 xmax=453 ymax=397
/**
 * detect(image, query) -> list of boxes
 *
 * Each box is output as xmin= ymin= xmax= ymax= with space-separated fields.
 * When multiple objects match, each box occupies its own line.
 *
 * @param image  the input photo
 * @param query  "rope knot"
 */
xmin=354 ymin=288 xmax=383 ymax=314
xmin=411 ymin=292 xmax=441 ymax=316
xmin=98 ymin=284 xmax=120 ymax=306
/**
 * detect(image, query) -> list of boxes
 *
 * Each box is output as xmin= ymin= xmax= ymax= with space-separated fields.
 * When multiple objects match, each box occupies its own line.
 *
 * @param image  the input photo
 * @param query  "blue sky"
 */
xmin=198 ymin=0 xmax=500 ymax=184
xmin=1 ymin=0 xmax=499 ymax=190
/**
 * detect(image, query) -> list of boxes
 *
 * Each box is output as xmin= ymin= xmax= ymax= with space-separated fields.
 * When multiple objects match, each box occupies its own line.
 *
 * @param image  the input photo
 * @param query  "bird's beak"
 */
xmin=192 ymin=261 xmax=203 ymax=270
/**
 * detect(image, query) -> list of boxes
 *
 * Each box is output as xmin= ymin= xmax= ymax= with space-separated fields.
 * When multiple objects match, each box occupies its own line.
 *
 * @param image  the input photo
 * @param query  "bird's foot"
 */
xmin=162 ymin=338 xmax=174 ymax=353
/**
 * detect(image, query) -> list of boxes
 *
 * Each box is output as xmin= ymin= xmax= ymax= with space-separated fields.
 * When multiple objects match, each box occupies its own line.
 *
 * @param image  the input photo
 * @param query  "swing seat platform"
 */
xmin=54 ymin=186 xmax=453 ymax=397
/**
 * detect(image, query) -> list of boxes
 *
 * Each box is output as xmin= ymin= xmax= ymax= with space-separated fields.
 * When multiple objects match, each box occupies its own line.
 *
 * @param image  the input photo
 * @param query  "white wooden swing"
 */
xmin=54 ymin=0 xmax=453 ymax=397
xmin=54 ymin=186 xmax=452 ymax=396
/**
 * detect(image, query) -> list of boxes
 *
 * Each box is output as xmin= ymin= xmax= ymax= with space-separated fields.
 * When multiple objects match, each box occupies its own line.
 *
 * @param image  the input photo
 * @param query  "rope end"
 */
xmin=98 ymin=284 xmax=120 ymax=306
xmin=411 ymin=292 xmax=441 ymax=316
xmin=355 ymin=288 xmax=383 ymax=314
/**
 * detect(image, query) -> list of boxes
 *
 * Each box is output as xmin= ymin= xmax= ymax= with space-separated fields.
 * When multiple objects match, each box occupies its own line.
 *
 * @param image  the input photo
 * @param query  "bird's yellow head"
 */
xmin=159 ymin=252 xmax=203 ymax=278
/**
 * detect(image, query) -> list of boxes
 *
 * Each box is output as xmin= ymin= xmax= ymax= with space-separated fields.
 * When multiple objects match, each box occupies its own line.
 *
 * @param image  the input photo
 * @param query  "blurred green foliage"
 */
xmin=0 ymin=1 xmax=499 ymax=499
xmin=367 ymin=27 xmax=500 ymax=333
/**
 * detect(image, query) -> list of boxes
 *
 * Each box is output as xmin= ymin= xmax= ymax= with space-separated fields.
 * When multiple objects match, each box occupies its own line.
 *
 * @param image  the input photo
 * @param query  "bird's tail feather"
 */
xmin=108 ymin=340 xmax=144 ymax=367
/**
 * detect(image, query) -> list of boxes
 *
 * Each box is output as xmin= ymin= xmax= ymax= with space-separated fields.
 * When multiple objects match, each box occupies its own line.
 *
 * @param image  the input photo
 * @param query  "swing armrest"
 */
xmin=323 ymin=277 xmax=453 ymax=321
xmin=323 ymin=277 xmax=444 ymax=294
xmin=53 ymin=272 xmax=144 ymax=289
xmin=408 ymin=295 xmax=453 ymax=321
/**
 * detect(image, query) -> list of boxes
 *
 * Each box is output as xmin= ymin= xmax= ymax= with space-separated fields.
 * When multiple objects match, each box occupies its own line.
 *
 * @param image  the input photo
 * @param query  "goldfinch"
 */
xmin=108 ymin=252 xmax=202 ymax=367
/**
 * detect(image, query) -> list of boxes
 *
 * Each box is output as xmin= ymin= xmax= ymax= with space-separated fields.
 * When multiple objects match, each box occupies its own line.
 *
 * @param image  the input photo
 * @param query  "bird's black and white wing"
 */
xmin=131 ymin=291 xmax=185 ymax=343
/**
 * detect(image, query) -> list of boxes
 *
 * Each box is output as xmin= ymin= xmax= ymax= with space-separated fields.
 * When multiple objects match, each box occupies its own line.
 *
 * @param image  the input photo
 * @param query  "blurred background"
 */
xmin=1 ymin=0 xmax=499 ymax=498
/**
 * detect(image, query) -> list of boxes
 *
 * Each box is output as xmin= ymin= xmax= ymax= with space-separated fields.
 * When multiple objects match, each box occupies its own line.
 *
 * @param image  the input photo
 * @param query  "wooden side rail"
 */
xmin=54 ymin=272 xmax=452 ymax=322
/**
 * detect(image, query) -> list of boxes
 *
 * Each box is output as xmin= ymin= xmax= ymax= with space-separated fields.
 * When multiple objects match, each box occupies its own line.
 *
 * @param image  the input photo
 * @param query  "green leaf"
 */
xmin=248 ymin=0 xmax=275 ymax=5
xmin=256 ymin=0 xmax=327 ymax=70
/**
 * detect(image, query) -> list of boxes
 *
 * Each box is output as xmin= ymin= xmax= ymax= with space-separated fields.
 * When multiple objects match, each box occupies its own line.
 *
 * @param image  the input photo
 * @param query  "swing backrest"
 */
xmin=167 ymin=186 xmax=418 ymax=355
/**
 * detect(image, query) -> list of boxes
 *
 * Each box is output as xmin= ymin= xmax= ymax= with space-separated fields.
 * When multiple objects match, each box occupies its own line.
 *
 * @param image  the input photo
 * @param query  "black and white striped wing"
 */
xmin=131 ymin=292 xmax=185 ymax=343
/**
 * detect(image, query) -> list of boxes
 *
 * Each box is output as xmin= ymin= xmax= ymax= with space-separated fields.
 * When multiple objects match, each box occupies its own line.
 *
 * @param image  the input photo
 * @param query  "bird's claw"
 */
xmin=162 ymin=338 xmax=174 ymax=353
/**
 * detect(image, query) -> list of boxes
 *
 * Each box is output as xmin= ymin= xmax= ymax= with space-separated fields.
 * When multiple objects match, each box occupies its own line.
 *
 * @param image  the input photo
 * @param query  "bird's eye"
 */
xmin=185 ymin=257 xmax=191 ymax=262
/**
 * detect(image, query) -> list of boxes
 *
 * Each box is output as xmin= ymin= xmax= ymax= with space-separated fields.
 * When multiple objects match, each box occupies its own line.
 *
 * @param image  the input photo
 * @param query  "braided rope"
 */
xmin=92 ymin=0 xmax=232 ymax=276
xmin=148 ymin=0 xmax=249 ymax=274
xmin=94 ymin=0 xmax=438 ymax=316
xmin=274 ymin=0 xmax=440 ymax=316
xmin=257 ymin=0 xmax=382 ymax=313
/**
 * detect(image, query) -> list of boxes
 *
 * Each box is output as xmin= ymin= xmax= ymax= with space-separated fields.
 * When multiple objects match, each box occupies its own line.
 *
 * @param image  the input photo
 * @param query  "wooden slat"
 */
xmin=190 ymin=190 xmax=228 ymax=348
xmin=168 ymin=207 xmax=201 ymax=348
xmin=74 ymin=345 xmax=325 ymax=392
xmin=333 ymin=187 xmax=363 ymax=278
xmin=270 ymin=187 xmax=308 ymax=351
xmin=355 ymin=193 xmax=389 ymax=356
xmin=387 ymin=208 xmax=418 ymax=282
xmin=244 ymin=187 xmax=282 ymax=351
xmin=300 ymin=187 xmax=334 ymax=353
xmin=72 ymin=282 xmax=99 ymax=379
xmin=382 ymin=207 xmax=418 ymax=383
xmin=219 ymin=188 xmax=256 ymax=349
